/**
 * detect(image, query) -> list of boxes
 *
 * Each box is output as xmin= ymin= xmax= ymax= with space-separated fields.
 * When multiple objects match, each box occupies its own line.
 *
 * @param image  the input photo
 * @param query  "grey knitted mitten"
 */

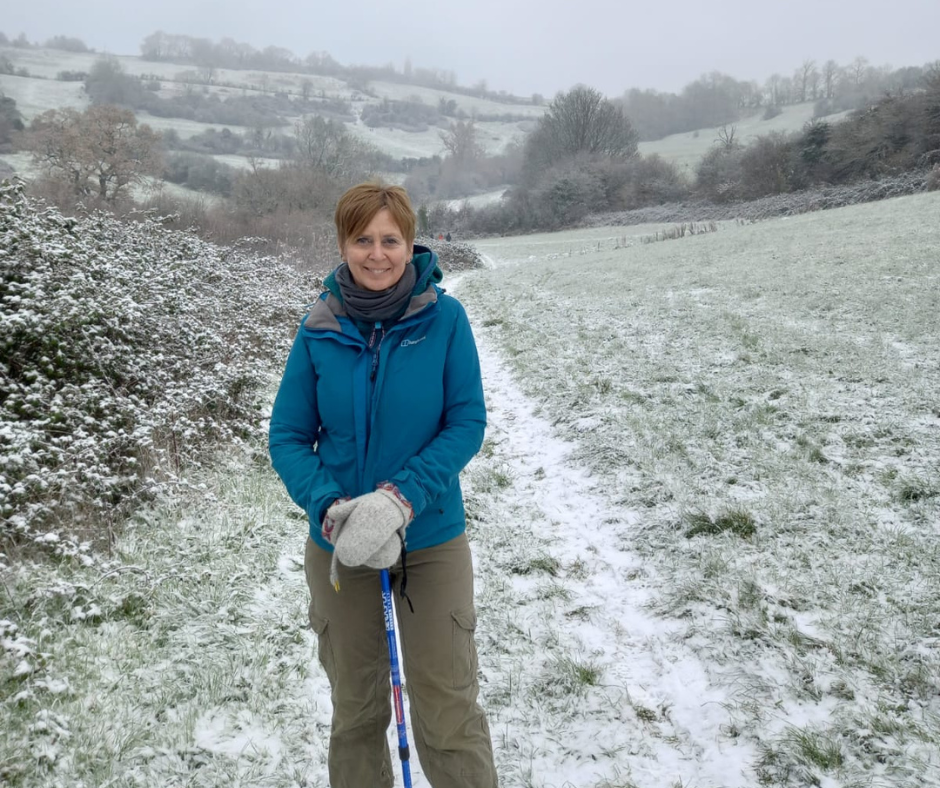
xmin=332 ymin=487 xmax=412 ymax=585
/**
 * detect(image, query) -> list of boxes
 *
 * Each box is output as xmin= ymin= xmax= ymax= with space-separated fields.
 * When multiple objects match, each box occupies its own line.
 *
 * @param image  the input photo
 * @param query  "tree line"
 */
xmin=618 ymin=59 xmax=937 ymax=141
xmin=423 ymin=71 xmax=940 ymax=234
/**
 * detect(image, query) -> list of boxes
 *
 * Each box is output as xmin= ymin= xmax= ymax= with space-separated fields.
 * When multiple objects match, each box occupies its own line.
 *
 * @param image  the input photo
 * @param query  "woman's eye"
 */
xmin=356 ymin=237 xmax=370 ymax=245
xmin=383 ymin=238 xmax=401 ymax=246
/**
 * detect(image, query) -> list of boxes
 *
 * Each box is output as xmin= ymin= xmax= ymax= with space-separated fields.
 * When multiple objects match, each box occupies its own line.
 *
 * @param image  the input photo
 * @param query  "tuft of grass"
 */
xmin=784 ymin=726 xmax=845 ymax=770
xmin=633 ymin=704 xmax=659 ymax=723
xmin=757 ymin=726 xmax=845 ymax=786
xmin=807 ymin=446 xmax=829 ymax=464
xmin=554 ymin=656 xmax=601 ymax=693
xmin=684 ymin=508 xmax=757 ymax=539
xmin=511 ymin=553 xmax=561 ymax=577
xmin=536 ymin=582 xmax=572 ymax=602
xmin=479 ymin=437 xmax=498 ymax=458
xmin=893 ymin=476 xmax=937 ymax=503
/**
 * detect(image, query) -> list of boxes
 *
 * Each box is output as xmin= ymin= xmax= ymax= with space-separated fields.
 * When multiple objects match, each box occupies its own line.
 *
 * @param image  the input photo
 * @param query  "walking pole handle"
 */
xmin=381 ymin=568 xmax=413 ymax=788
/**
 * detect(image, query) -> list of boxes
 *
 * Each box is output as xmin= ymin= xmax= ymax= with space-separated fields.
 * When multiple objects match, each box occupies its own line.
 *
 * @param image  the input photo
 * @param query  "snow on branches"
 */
xmin=0 ymin=180 xmax=310 ymax=555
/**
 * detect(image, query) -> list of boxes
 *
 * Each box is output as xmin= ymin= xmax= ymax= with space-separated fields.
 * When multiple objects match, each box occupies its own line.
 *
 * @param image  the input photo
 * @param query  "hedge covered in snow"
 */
xmin=581 ymin=168 xmax=932 ymax=228
xmin=0 ymin=180 xmax=311 ymax=555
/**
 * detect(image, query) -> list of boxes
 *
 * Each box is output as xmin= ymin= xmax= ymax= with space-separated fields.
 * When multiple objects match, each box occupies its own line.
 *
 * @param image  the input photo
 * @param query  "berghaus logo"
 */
xmin=400 ymin=336 xmax=427 ymax=347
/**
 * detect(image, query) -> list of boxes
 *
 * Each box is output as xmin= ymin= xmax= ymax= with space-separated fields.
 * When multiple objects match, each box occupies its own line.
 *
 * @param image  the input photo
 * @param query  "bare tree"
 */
xmin=851 ymin=56 xmax=870 ymax=88
xmin=540 ymin=86 xmax=638 ymax=160
xmin=293 ymin=115 xmax=372 ymax=179
xmin=26 ymin=105 xmax=162 ymax=202
xmin=439 ymin=120 xmax=482 ymax=165
xmin=765 ymin=73 xmax=782 ymax=106
xmin=191 ymin=37 xmax=216 ymax=84
xmin=716 ymin=124 xmax=737 ymax=149
xmin=809 ymin=68 xmax=822 ymax=101
xmin=797 ymin=60 xmax=817 ymax=103
xmin=822 ymin=60 xmax=840 ymax=99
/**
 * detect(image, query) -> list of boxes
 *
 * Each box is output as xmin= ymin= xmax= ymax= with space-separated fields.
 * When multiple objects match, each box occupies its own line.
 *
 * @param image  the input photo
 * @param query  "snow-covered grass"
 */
xmin=446 ymin=187 xmax=510 ymax=210
xmin=470 ymin=220 xmax=738 ymax=263
xmin=639 ymin=103 xmax=852 ymax=175
xmin=365 ymin=80 xmax=544 ymax=119
xmin=2 ymin=61 xmax=938 ymax=787
xmin=0 ymin=73 xmax=88 ymax=121
xmin=133 ymin=111 xmax=258 ymax=140
xmin=0 ymin=450 xmax=335 ymax=787
xmin=348 ymin=116 xmax=528 ymax=160
xmin=463 ymin=191 xmax=940 ymax=786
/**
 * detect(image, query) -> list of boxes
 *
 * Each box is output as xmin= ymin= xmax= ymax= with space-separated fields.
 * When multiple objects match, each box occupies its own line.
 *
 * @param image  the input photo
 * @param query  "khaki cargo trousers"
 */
xmin=305 ymin=532 xmax=498 ymax=788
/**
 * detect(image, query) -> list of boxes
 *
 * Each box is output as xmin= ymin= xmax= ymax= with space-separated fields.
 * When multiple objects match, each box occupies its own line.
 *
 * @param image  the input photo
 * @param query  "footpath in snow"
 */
xmin=451 ymin=271 xmax=756 ymax=787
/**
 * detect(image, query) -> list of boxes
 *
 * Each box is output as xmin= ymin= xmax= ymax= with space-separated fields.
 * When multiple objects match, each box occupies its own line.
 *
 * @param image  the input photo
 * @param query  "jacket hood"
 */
xmin=323 ymin=243 xmax=443 ymax=302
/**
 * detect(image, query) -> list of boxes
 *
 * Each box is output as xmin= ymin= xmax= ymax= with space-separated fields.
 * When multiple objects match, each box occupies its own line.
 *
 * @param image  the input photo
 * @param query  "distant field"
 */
xmin=0 ymin=72 xmax=88 ymax=119
xmin=446 ymin=187 xmax=510 ymax=209
xmin=350 ymin=116 xmax=530 ymax=160
xmin=640 ymin=102 xmax=851 ymax=174
xmin=0 ymin=151 xmax=39 ymax=180
xmin=132 ymin=111 xmax=257 ymax=140
xmin=366 ymin=79 xmax=544 ymax=118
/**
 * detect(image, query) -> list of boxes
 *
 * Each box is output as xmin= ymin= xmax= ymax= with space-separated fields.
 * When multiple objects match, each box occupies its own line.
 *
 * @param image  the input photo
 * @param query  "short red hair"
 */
xmin=334 ymin=182 xmax=416 ymax=249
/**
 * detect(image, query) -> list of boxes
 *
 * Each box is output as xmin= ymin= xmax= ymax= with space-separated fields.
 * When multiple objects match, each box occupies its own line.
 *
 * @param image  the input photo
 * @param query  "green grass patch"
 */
xmin=684 ymin=508 xmax=757 ymax=539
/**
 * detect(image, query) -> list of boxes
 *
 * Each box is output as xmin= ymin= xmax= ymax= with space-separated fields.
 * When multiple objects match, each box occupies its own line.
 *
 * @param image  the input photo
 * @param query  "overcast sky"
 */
xmin=4 ymin=0 xmax=939 ymax=97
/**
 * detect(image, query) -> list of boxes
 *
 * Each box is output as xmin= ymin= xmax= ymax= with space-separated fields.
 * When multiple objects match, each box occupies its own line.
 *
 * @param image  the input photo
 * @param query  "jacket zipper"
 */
xmin=368 ymin=320 xmax=384 ymax=382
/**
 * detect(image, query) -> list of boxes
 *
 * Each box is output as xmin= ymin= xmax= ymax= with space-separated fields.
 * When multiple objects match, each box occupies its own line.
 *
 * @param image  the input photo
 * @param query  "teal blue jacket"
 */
xmin=268 ymin=246 xmax=486 ymax=553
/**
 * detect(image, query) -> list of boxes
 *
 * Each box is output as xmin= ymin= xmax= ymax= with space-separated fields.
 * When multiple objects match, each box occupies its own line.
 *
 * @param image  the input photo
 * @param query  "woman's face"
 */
xmin=340 ymin=208 xmax=413 ymax=291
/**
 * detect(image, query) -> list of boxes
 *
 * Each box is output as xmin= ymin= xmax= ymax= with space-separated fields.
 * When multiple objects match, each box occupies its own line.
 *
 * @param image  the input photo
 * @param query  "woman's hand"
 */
xmin=334 ymin=486 xmax=413 ymax=570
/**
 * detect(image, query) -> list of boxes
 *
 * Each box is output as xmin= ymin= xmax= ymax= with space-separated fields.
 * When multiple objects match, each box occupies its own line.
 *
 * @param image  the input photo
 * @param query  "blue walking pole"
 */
xmin=381 ymin=568 xmax=413 ymax=788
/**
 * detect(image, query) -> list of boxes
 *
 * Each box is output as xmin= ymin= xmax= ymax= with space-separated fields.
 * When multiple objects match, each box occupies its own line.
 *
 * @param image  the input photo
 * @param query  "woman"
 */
xmin=269 ymin=182 xmax=498 ymax=787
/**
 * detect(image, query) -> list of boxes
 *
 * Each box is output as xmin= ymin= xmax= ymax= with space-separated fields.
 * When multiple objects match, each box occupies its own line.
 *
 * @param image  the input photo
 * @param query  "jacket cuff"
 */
xmin=377 ymin=482 xmax=415 ymax=523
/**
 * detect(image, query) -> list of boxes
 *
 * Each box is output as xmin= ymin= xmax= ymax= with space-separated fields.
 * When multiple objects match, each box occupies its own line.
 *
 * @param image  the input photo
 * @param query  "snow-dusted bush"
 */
xmin=928 ymin=165 xmax=940 ymax=191
xmin=0 ymin=180 xmax=310 ymax=554
xmin=582 ymin=168 xmax=932 ymax=227
xmin=417 ymin=237 xmax=485 ymax=272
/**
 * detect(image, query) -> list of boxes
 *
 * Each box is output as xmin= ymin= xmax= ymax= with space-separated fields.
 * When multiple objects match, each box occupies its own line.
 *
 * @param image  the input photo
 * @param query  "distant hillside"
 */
xmin=639 ymin=102 xmax=851 ymax=175
xmin=1 ymin=44 xmax=854 ymax=200
xmin=0 ymin=46 xmax=540 ymax=165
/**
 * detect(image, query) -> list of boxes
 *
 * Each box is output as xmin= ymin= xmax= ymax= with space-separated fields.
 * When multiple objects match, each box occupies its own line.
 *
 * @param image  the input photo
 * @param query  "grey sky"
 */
xmin=4 ymin=0 xmax=939 ymax=97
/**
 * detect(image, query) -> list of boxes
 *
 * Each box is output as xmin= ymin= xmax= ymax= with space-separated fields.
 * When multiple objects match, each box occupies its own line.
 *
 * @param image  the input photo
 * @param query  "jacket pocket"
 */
xmin=451 ymin=605 xmax=479 ymax=690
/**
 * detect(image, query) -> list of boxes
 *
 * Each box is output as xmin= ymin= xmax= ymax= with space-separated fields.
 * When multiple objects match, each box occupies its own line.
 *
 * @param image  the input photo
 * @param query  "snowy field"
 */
xmin=639 ymin=103 xmax=851 ymax=175
xmin=3 ymin=191 xmax=938 ymax=787
xmin=446 ymin=188 xmax=510 ymax=210
xmin=0 ymin=73 xmax=88 ymax=120
xmin=348 ymin=117 xmax=529 ymax=160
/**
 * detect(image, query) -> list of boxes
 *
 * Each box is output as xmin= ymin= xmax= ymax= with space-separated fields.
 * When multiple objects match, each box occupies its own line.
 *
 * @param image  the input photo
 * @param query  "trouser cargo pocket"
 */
xmin=451 ymin=604 xmax=478 ymax=690
xmin=309 ymin=611 xmax=336 ymax=683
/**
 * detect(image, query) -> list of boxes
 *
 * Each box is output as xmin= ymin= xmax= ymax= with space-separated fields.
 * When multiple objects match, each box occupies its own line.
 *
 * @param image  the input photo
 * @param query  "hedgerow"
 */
xmin=0 ymin=179 xmax=310 ymax=556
